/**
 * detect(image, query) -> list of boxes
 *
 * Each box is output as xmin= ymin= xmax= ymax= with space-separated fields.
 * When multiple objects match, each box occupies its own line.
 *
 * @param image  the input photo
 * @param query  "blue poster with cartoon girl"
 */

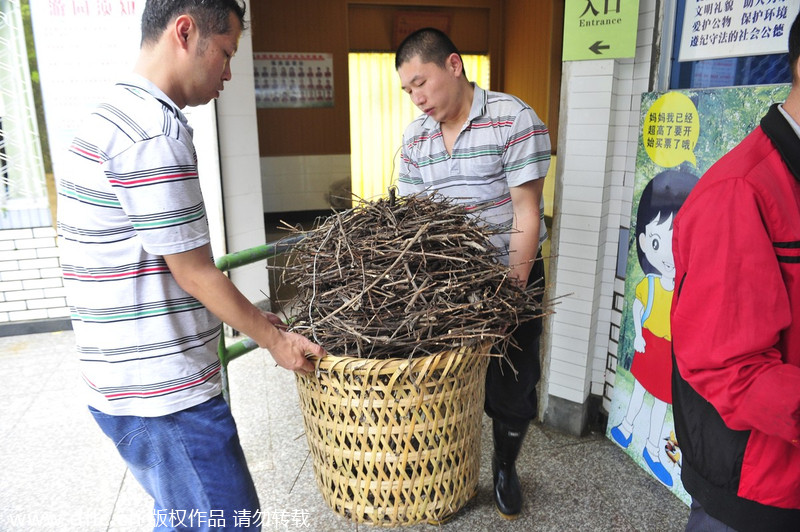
xmin=607 ymin=85 xmax=790 ymax=504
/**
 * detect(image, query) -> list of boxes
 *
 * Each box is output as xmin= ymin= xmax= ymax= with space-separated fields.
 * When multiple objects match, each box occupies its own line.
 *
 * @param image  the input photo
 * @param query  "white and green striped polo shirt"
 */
xmin=398 ymin=84 xmax=551 ymax=264
xmin=58 ymin=75 xmax=222 ymax=417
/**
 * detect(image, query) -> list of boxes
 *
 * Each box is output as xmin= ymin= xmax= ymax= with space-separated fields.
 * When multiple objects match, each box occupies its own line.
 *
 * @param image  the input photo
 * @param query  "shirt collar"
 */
xmin=778 ymin=103 xmax=800 ymax=140
xmin=420 ymin=82 xmax=486 ymax=130
xmin=467 ymin=82 xmax=487 ymax=122
xmin=118 ymin=73 xmax=189 ymax=127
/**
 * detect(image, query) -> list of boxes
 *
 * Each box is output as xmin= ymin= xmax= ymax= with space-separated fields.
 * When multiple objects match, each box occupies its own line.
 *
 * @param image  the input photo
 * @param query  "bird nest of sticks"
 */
xmin=273 ymin=193 xmax=551 ymax=359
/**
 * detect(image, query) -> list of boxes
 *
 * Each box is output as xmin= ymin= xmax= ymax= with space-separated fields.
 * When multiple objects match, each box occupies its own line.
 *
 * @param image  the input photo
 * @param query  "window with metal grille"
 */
xmin=0 ymin=0 xmax=49 ymax=229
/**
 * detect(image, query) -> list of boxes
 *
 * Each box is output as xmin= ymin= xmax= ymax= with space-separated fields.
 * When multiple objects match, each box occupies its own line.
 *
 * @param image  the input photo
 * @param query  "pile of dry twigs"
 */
xmin=275 ymin=193 xmax=549 ymax=359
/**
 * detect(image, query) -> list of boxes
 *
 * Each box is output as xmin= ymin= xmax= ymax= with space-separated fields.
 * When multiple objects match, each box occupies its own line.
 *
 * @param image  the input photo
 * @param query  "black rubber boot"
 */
xmin=492 ymin=419 xmax=529 ymax=519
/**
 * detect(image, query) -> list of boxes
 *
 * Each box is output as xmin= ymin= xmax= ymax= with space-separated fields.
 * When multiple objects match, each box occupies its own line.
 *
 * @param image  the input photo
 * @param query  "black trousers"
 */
xmin=484 ymin=252 xmax=545 ymax=426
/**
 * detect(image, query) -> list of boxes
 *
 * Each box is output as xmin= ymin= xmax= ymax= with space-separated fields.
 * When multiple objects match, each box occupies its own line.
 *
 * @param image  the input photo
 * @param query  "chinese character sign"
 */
xmin=253 ymin=53 xmax=334 ymax=108
xmin=642 ymin=93 xmax=700 ymax=168
xmin=679 ymin=0 xmax=800 ymax=62
xmin=562 ymin=0 xmax=640 ymax=61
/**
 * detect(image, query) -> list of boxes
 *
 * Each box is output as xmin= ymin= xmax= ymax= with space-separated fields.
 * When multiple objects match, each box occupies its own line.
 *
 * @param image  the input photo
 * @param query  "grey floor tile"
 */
xmin=0 ymin=330 xmax=691 ymax=532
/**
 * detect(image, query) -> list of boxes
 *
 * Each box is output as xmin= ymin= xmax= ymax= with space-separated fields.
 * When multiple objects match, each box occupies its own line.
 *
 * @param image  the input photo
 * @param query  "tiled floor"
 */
xmin=0 ymin=330 xmax=689 ymax=531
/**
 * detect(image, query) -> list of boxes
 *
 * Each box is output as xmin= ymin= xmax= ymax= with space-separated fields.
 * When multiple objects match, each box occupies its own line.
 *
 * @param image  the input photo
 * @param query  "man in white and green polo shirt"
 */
xmin=58 ymin=2 xmax=323 ymax=529
xmin=396 ymin=27 xmax=550 ymax=521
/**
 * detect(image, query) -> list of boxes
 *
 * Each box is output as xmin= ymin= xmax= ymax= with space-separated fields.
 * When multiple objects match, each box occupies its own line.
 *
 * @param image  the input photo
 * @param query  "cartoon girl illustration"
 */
xmin=610 ymin=170 xmax=697 ymax=487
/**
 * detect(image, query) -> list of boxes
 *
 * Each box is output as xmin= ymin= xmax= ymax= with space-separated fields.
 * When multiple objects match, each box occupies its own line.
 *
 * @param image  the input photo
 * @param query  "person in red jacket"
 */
xmin=670 ymin=12 xmax=800 ymax=532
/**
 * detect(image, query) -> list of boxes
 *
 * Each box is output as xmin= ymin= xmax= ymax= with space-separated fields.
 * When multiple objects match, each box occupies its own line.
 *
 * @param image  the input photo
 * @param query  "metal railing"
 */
xmin=215 ymin=233 xmax=304 ymax=401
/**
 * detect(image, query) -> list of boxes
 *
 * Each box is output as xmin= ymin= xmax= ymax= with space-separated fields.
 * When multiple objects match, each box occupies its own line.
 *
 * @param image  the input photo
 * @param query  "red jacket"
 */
xmin=671 ymin=104 xmax=800 ymax=531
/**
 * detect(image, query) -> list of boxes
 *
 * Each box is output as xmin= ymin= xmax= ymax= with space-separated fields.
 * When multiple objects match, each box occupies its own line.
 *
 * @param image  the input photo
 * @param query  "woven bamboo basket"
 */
xmin=295 ymin=343 xmax=492 ymax=526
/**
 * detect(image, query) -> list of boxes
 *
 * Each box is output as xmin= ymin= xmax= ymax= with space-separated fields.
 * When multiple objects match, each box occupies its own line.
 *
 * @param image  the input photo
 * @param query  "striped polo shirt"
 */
xmin=398 ymin=84 xmax=551 ymax=264
xmin=58 ymin=75 xmax=222 ymax=417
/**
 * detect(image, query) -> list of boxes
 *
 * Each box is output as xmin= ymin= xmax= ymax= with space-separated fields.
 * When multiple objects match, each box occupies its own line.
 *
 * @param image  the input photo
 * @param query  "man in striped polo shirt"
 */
xmin=396 ymin=28 xmax=550 ymax=521
xmin=58 ymin=2 xmax=323 ymax=529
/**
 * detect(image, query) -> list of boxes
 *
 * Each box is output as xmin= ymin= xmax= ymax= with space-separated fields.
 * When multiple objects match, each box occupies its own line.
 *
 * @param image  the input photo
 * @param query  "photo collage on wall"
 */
xmin=253 ymin=52 xmax=334 ymax=109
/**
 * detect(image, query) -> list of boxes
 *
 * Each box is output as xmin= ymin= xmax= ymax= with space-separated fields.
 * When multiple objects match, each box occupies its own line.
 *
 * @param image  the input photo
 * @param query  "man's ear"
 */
xmin=174 ymin=14 xmax=194 ymax=50
xmin=447 ymin=52 xmax=463 ymax=77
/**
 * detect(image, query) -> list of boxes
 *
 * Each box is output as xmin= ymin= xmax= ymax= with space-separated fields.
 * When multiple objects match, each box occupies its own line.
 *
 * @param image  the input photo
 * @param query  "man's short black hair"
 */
xmin=395 ymin=27 xmax=465 ymax=76
xmin=140 ymin=0 xmax=246 ymax=46
xmin=790 ymin=9 xmax=800 ymax=82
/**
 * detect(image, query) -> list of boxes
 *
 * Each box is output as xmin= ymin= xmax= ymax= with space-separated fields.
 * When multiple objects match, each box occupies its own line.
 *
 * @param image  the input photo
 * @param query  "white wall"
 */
xmin=0 ymin=227 xmax=68 ymax=324
xmin=600 ymin=2 xmax=660 ymax=412
xmin=214 ymin=6 xmax=269 ymax=305
xmin=545 ymin=0 xmax=658 ymax=422
xmin=261 ymin=154 xmax=351 ymax=213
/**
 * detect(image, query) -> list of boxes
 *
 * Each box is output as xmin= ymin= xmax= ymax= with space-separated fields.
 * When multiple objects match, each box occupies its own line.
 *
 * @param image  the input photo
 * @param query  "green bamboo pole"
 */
xmin=215 ymin=233 xmax=305 ymax=402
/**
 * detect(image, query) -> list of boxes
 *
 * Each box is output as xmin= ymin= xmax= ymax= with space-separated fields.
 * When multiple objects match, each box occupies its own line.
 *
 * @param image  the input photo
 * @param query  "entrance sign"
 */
xmin=679 ymin=0 xmax=800 ymax=62
xmin=562 ymin=0 xmax=640 ymax=61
